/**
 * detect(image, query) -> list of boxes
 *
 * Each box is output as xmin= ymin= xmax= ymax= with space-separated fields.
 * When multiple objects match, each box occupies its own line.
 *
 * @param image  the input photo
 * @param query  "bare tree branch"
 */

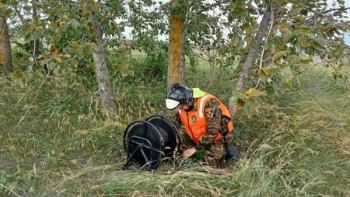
xmin=14 ymin=6 xmax=25 ymax=24
xmin=306 ymin=7 xmax=350 ymax=22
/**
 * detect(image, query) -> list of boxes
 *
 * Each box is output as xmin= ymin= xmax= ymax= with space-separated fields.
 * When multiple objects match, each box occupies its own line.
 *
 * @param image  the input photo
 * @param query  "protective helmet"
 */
xmin=165 ymin=83 xmax=193 ymax=110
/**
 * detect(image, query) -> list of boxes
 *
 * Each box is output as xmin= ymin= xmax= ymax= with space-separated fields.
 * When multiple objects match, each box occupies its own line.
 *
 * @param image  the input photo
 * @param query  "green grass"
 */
xmin=0 ymin=59 xmax=349 ymax=196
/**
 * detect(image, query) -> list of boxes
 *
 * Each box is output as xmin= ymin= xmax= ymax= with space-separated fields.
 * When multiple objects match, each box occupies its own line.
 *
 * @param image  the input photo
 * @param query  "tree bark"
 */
xmin=168 ymin=0 xmax=186 ymax=88
xmin=231 ymin=6 xmax=272 ymax=115
xmin=89 ymin=10 xmax=117 ymax=116
xmin=236 ymin=6 xmax=272 ymax=92
xmin=0 ymin=16 xmax=12 ymax=72
xmin=31 ymin=0 xmax=41 ymax=66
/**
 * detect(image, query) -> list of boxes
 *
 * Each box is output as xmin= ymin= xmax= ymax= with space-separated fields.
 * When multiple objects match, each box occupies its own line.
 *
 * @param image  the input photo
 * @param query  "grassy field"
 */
xmin=0 ymin=59 xmax=349 ymax=196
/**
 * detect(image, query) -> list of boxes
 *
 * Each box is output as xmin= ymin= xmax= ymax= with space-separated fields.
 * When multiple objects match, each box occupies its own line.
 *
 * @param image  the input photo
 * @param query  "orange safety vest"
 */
xmin=179 ymin=93 xmax=234 ymax=144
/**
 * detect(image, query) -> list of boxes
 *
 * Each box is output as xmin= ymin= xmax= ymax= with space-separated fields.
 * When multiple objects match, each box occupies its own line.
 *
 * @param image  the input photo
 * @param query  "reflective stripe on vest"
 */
xmin=179 ymin=93 xmax=234 ymax=144
xmin=199 ymin=94 xmax=212 ymax=118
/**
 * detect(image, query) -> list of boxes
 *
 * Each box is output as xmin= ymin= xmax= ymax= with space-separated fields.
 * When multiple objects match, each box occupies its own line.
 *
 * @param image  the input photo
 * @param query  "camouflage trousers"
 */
xmin=179 ymin=130 xmax=230 ymax=168
xmin=202 ymin=138 xmax=226 ymax=168
xmin=183 ymin=138 xmax=226 ymax=168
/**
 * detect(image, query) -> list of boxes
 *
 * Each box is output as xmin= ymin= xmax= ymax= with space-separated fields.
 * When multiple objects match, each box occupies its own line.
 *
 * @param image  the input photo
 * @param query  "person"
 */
xmin=165 ymin=83 xmax=235 ymax=167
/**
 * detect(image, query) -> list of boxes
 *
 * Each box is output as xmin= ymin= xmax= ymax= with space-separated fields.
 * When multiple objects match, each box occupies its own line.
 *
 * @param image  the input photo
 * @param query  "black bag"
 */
xmin=224 ymin=144 xmax=239 ymax=161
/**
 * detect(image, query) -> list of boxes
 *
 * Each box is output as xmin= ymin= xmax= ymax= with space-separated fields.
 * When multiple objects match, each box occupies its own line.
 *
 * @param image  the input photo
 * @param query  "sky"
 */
xmin=343 ymin=0 xmax=350 ymax=45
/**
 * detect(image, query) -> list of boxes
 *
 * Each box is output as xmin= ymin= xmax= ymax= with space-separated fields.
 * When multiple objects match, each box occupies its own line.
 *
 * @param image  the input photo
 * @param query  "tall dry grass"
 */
xmin=0 ymin=64 xmax=349 ymax=196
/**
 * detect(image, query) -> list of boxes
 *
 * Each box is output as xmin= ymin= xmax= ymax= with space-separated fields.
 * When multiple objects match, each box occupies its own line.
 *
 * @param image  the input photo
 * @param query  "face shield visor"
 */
xmin=165 ymin=99 xmax=180 ymax=110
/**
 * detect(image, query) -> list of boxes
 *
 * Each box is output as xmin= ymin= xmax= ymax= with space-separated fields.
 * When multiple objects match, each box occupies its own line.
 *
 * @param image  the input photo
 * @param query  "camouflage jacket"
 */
xmin=176 ymin=98 xmax=231 ymax=151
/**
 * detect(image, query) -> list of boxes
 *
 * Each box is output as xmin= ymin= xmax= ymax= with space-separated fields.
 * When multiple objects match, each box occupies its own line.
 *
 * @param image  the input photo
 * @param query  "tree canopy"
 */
xmin=1 ymin=0 xmax=349 ymax=114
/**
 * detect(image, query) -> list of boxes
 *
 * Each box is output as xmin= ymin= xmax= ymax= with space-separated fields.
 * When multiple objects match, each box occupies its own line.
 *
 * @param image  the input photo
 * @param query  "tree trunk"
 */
xmin=89 ymin=10 xmax=117 ymax=116
xmin=231 ymin=6 xmax=272 ymax=115
xmin=236 ymin=6 xmax=272 ymax=92
xmin=168 ymin=0 xmax=186 ymax=88
xmin=30 ymin=0 xmax=41 ymax=66
xmin=0 ymin=16 xmax=12 ymax=72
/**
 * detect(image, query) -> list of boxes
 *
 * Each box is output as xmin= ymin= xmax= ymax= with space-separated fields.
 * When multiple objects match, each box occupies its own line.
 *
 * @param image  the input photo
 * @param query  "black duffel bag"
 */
xmin=224 ymin=143 xmax=239 ymax=161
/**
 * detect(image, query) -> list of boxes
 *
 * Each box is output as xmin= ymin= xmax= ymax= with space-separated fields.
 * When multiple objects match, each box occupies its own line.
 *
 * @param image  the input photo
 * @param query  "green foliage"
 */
xmin=5 ymin=0 xmax=127 ymax=84
xmin=221 ymin=0 xmax=350 ymax=111
xmin=125 ymin=1 xmax=169 ymax=83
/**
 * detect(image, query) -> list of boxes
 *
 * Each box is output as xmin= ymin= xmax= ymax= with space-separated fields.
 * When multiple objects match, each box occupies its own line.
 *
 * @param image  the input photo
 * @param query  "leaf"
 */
xmin=273 ymin=51 xmax=287 ymax=61
xmin=24 ymin=33 xmax=33 ymax=42
xmin=278 ymin=23 xmax=286 ymax=32
xmin=244 ymin=36 xmax=253 ymax=44
xmin=258 ymin=69 xmax=267 ymax=78
xmin=338 ymin=62 xmax=344 ymax=69
xmin=300 ymin=37 xmax=309 ymax=47
xmin=35 ymin=26 xmax=43 ymax=31
xmin=291 ymin=7 xmax=302 ymax=16
xmin=51 ymin=35 xmax=56 ymax=43
xmin=277 ymin=61 xmax=287 ymax=68
xmin=54 ymin=57 xmax=62 ymax=63
xmin=263 ymin=42 xmax=272 ymax=50
xmin=313 ymin=36 xmax=327 ymax=45
xmin=246 ymin=29 xmax=256 ymax=35
xmin=281 ymin=67 xmax=294 ymax=87
xmin=310 ymin=40 xmax=323 ymax=51
xmin=50 ymin=45 xmax=57 ymax=52
xmin=24 ymin=6 xmax=31 ymax=12
xmin=300 ymin=9 xmax=308 ymax=16
xmin=299 ymin=54 xmax=311 ymax=61
xmin=71 ymin=41 xmax=79 ymax=48
xmin=70 ymin=19 xmax=80 ymax=30
xmin=242 ymin=23 xmax=250 ymax=30
xmin=245 ymin=88 xmax=266 ymax=97
xmin=10 ymin=0 xmax=18 ymax=6
xmin=12 ymin=69 xmax=26 ymax=82
xmin=261 ymin=67 xmax=278 ymax=76
xmin=236 ymin=98 xmax=246 ymax=108
xmin=295 ymin=16 xmax=305 ymax=22
xmin=237 ymin=40 xmax=245 ymax=49
xmin=87 ymin=21 xmax=93 ymax=29
xmin=286 ymin=79 xmax=293 ymax=87
xmin=231 ymin=11 xmax=239 ymax=20
xmin=42 ymin=53 xmax=50 ymax=59
xmin=267 ymin=78 xmax=273 ymax=83
xmin=113 ymin=64 xmax=121 ymax=71
xmin=110 ymin=22 xmax=116 ymax=32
